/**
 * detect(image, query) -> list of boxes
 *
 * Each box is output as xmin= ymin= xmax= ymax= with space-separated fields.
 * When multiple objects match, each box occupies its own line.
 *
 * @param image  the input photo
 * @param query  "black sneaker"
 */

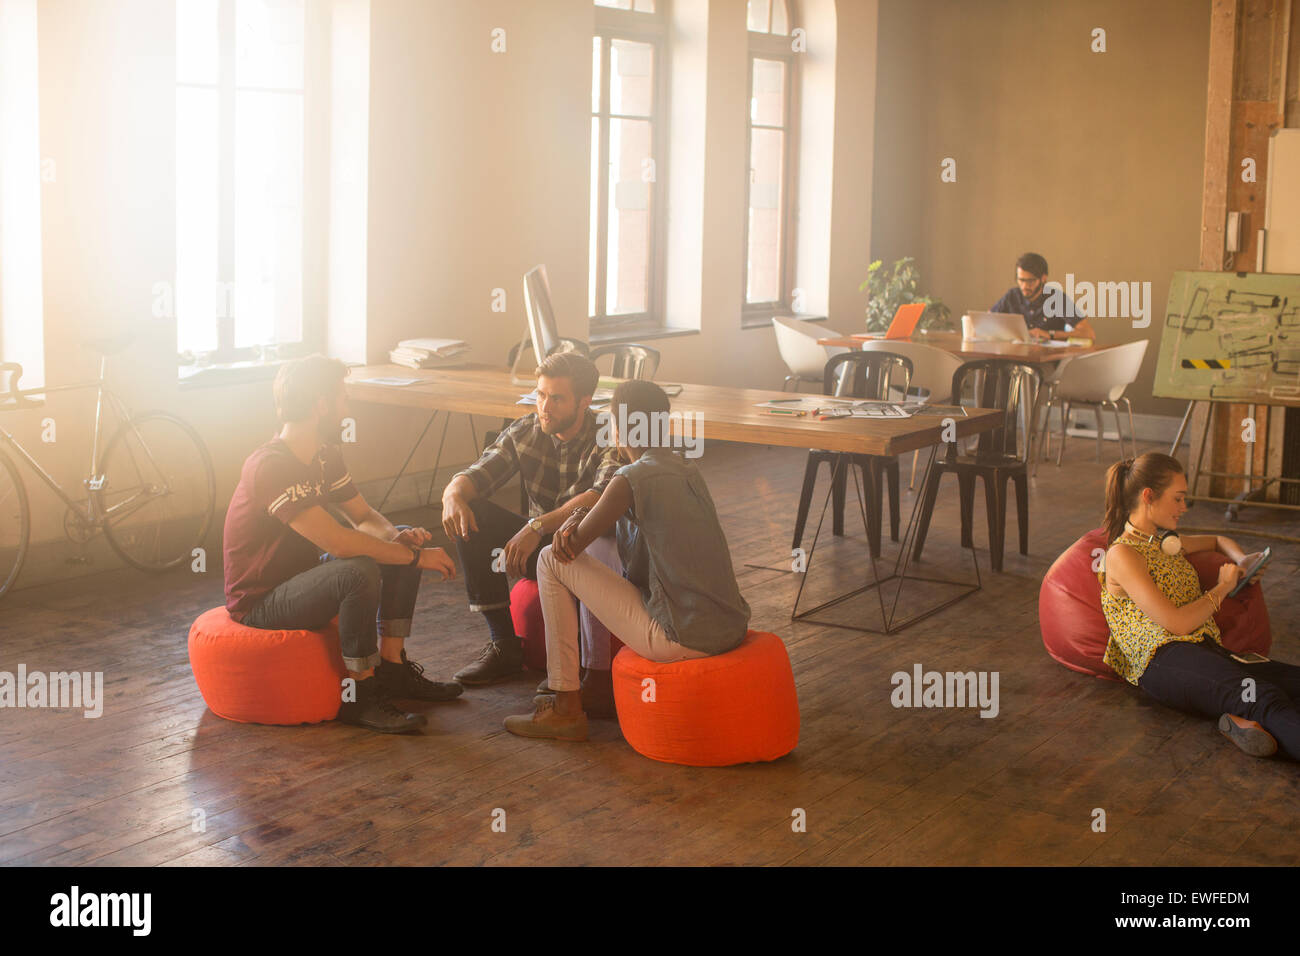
xmin=337 ymin=676 xmax=427 ymax=734
xmin=453 ymin=640 xmax=524 ymax=685
xmin=377 ymin=651 xmax=464 ymax=702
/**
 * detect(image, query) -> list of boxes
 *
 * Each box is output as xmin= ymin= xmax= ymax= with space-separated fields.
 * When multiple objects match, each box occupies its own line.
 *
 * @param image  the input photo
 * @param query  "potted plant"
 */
xmin=859 ymin=257 xmax=953 ymax=333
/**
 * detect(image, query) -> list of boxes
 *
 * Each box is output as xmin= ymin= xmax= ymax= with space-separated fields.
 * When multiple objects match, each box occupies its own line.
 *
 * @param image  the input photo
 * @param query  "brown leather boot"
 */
xmin=453 ymin=640 xmax=523 ymax=685
xmin=504 ymin=695 xmax=588 ymax=741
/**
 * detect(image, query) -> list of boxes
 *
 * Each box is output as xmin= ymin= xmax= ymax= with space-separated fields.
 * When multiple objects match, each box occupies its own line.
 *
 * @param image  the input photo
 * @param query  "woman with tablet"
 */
xmin=1099 ymin=452 xmax=1300 ymax=761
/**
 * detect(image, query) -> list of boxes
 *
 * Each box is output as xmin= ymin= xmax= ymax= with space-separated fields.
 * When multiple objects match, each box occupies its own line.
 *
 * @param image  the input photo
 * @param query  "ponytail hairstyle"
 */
xmin=1102 ymin=452 xmax=1184 ymax=545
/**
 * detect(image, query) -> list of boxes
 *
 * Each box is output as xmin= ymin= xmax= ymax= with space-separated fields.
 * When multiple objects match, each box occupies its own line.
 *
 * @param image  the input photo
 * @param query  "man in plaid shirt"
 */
xmin=442 ymin=352 xmax=622 ymax=698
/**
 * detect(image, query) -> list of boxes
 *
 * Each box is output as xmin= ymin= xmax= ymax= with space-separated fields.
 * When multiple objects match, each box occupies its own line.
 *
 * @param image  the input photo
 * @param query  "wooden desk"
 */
xmin=816 ymin=331 xmax=1096 ymax=364
xmin=346 ymin=363 xmax=1003 ymax=457
xmin=346 ymin=363 xmax=1003 ymax=633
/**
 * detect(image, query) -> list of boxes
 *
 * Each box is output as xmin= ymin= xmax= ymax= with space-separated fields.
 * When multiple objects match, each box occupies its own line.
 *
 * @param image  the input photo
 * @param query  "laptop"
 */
xmin=962 ymin=311 xmax=1032 ymax=343
xmin=852 ymin=302 xmax=928 ymax=341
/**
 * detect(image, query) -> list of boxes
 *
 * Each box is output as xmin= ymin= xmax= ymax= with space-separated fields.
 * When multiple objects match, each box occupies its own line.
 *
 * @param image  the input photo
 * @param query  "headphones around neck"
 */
xmin=1124 ymin=521 xmax=1182 ymax=555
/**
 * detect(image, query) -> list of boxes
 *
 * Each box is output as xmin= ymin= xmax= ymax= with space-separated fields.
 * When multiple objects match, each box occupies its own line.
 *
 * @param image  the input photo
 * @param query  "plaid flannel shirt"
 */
xmin=454 ymin=409 xmax=621 ymax=517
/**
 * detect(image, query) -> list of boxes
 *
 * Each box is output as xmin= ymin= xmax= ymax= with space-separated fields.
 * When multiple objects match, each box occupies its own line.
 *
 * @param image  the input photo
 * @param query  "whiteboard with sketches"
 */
xmin=1154 ymin=270 xmax=1300 ymax=406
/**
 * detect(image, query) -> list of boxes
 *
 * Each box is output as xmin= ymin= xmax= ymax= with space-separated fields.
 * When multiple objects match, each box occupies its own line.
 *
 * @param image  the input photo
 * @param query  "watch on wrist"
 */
xmin=528 ymin=517 xmax=546 ymax=535
xmin=407 ymin=545 xmax=421 ymax=566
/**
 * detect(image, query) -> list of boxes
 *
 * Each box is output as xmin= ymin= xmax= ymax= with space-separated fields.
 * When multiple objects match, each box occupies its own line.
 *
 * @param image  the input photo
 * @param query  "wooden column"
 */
xmin=1192 ymin=0 xmax=1294 ymax=502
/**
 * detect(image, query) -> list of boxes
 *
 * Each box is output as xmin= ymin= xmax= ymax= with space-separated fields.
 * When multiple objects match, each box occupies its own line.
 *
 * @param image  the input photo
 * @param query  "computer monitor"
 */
xmin=511 ymin=264 xmax=566 ymax=384
xmin=962 ymin=311 xmax=1032 ymax=343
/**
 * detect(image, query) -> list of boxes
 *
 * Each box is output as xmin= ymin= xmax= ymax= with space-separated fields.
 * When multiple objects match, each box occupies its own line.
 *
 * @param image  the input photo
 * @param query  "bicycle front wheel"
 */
xmin=99 ymin=412 xmax=216 ymax=572
xmin=0 ymin=450 xmax=30 ymax=600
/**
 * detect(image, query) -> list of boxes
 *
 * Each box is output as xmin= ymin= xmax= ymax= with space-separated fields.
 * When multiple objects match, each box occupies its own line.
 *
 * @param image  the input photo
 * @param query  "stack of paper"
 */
xmin=390 ymin=337 xmax=471 ymax=369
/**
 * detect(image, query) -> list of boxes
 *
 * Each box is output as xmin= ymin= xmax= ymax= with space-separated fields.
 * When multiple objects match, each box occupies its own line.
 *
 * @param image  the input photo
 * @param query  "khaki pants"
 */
xmin=536 ymin=544 xmax=708 ymax=692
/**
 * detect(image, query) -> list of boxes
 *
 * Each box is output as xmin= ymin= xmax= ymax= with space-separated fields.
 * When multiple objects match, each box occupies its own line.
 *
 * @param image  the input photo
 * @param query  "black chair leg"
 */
xmin=858 ymin=460 xmax=882 ymax=558
xmin=1013 ymin=470 xmax=1030 ymax=555
xmin=831 ymin=456 xmax=846 ymax=537
xmin=957 ymin=470 xmax=975 ymax=549
xmin=885 ymin=458 xmax=900 ymax=542
xmin=984 ymin=470 xmax=1007 ymax=572
xmin=912 ymin=464 xmax=945 ymax=562
xmin=791 ymin=453 xmax=823 ymax=551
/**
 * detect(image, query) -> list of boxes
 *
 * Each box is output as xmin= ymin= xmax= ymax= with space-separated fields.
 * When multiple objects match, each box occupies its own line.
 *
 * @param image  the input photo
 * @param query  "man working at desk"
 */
xmin=441 ymin=352 xmax=623 ymax=714
xmin=991 ymin=252 xmax=1095 ymax=342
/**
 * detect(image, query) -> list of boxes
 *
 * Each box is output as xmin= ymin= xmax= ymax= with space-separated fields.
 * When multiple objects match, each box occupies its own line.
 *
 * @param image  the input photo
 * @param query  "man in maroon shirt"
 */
xmin=224 ymin=355 xmax=459 ymax=733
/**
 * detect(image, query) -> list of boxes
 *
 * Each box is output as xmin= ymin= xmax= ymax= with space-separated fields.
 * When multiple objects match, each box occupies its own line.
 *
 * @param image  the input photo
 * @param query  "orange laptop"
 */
xmin=853 ymin=302 xmax=926 ymax=341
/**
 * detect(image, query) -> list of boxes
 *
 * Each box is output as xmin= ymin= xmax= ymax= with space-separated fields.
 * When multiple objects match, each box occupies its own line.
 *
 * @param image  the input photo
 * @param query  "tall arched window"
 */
xmin=591 ymin=0 xmax=668 ymax=332
xmin=744 ymin=0 xmax=798 ymax=321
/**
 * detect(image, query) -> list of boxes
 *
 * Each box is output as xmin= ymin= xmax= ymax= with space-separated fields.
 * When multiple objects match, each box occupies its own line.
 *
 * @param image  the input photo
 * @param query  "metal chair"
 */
xmin=791 ymin=351 xmax=913 ymax=559
xmin=857 ymin=339 xmax=966 ymax=489
xmin=589 ymin=344 xmax=660 ymax=380
xmin=912 ymin=359 xmax=1042 ymax=572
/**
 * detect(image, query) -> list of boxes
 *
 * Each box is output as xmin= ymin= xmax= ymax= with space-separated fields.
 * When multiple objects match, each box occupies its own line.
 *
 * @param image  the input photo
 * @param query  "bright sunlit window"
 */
xmin=175 ymin=0 xmax=305 ymax=360
xmin=590 ymin=0 xmax=666 ymax=331
xmin=744 ymin=0 xmax=797 ymax=316
xmin=0 ymin=0 xmax=46 ymax=385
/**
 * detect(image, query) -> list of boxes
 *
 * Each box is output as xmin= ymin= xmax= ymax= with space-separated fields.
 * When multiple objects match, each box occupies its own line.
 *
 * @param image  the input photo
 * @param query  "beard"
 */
xmin=539 ymin=410 xmax=579 ymax=435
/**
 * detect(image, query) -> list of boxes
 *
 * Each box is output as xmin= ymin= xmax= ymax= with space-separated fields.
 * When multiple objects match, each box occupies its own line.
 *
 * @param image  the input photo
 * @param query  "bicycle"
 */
xmin=0 ymin=335 xmax=216 ymax=600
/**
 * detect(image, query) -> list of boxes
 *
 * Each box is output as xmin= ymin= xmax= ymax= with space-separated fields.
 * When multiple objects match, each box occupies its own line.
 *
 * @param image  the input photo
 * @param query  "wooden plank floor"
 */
xmin=2 ymin=436 xmax=1298 ymax=866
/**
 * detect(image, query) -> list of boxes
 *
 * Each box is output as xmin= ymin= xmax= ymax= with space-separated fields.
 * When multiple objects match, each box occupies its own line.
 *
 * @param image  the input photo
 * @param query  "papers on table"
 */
xmin=898 ymin=402 xmax=968 ymax=418
xmin=847 ymin=402 xmax=910 ymax=419
xmin=354 ymin=376 xmax=423 ymax=387
xmin=390 ymin=337 xmax=471 ymax=369
xmin=518 ymin=387 xmax=615 ymax=408
xmin=753 ymin=397 xmax=829 ymax=413
xmin=751 ymin=398 xmax=915 ymax=418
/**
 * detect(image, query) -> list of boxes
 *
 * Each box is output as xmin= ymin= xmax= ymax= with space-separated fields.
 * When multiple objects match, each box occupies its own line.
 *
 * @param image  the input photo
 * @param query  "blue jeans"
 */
xmin=1138 ymin=637 xmax=1300 ymax=761
xmin=241 ymin=526 xmax=422 ymax=671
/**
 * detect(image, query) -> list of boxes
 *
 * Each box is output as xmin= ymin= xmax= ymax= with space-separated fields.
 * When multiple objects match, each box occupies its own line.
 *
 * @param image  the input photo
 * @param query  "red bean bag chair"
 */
xmin=612 ymin=630 xmax=800 ymax=767
xmin=188 ymin=607 xmax=348 ymax=724
xmin=1039 ymin=528 xmax=1272 ymax=680
xmin=511 ymin=578 xmax=624 ymax=672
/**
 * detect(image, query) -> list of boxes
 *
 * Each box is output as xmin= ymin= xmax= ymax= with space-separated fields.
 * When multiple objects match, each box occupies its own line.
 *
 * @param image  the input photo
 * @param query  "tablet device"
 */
xmin=1228 ymin=547 xmax=1271 ymax=598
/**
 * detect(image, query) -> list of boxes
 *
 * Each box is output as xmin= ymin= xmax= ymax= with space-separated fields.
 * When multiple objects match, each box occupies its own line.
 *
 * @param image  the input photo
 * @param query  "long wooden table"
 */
xmin=347 ymin=363 xmax=1002 ymax=456
xmin=346 ymin=363 xmax=1004 ymax=633
xmin=816 ymin=330 xmax=1097 ymax=363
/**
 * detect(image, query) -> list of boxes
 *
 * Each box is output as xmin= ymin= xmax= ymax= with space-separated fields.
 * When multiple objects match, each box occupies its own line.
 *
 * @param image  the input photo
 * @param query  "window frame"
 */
xmin=175 ymin=0 xmax=323 ymax=368
xmin=589 ymin=2 xmax=671 ymax=336
xmin=741 ymin=5 xmax=801 ymax=326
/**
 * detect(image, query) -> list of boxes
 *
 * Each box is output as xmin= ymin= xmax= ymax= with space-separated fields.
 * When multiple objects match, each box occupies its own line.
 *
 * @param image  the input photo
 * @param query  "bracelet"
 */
xmin=1204 ymin=590 xmax=1220 ymax=613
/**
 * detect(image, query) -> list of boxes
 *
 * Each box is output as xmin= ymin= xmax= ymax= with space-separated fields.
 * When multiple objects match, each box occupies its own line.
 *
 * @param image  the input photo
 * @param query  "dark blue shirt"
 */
xmin=991 ymin=287 xmax=1085 ymax=334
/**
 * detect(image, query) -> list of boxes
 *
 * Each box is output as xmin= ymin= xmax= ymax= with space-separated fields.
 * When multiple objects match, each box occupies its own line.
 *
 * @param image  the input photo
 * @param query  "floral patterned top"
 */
xmin=1097 ymin=535 xmax=1221 ymax=685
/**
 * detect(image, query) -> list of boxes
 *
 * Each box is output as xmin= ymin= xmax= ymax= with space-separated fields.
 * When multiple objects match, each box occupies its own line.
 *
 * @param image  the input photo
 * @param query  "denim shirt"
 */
xmin=614 ymin=449 xmax=750 ymax=654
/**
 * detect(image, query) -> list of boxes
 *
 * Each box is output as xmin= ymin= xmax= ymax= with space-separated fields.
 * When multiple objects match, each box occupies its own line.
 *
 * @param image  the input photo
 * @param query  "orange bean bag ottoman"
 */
xmin=512 ymin=578 xmax=624 ymax=672
xmin=1039 ymin=528 xmax=1272 ymax=680
xmin=188 ymin=606 xmax=348 ymax=724
xmin=612 ymin=630 xmax=800 ymax=766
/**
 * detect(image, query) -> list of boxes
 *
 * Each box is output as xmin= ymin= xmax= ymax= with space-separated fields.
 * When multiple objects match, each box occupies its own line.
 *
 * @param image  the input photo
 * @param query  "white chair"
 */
xmin=771 ymin=317 xmax=849 ymax=391
xmin=1036 ymin=340 xmax=1148 ymax=469
xmin=858 ymin=339 xmax=966 ymax=488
